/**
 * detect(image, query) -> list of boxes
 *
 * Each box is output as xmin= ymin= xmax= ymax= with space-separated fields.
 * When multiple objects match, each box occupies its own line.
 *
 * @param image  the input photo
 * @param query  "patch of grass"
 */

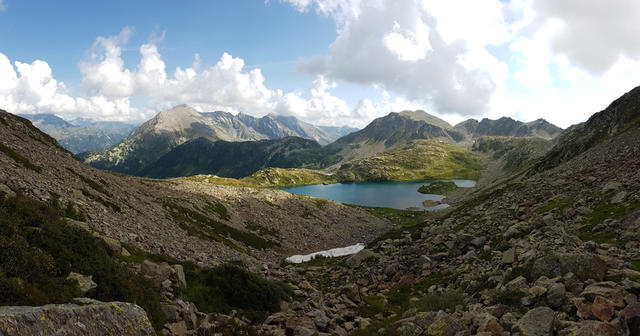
xmin=0 ymin=193 xmax=165 ymax=332
xmin=536 ymin=196 xmax=574 ymax=214
xmin=414 ymin=291 xmax=465 ymax=312
xmin=578 ymin=199 xmax=640 ymax=244
xmin=179 ymin=262 xmax=292 ymax=323
xmin=336 ymin=139 xmax=484 ymax=182
xmin=164 ymin=201 xmax=279 ymax=250
xmin=491 ymin=239 xmax=512 ymax=252
xmin=182 ymin=168 xmax=338 ymax=188
xmin=245 ymin=222 xmax=280 ymax=237
xmin=632 ymin=261 xmax=640 ymax=272
xmin=203 ymin=200 xmax=230 ymax=221
xmin=491 ymin=289 xmax=524 ymax=306
xmin=0 ymin=143 xmax=41 ymax=172
xmin=413 ymin=273 xmax=451 ymax=293
xmin=504 ymin=261 xmax=534 ymax=283
xmin=66 ymin=168 xmax=111 ymax=196
xmin=417 ymin=181 xmax=458 ymax=194
xmin=360 ymin=205 xmax=428 ymax=246
xmin=81 ymin=188 xmax=121 ymax=212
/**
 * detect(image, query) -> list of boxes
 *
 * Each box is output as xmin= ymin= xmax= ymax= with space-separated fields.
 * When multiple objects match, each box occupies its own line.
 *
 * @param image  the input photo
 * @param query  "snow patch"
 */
xmin=286 ymin=243 xmax=365 ymax=263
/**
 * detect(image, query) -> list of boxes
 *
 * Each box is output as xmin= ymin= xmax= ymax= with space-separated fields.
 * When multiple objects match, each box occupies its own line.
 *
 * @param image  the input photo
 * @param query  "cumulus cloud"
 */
xmin=0 ymin=0 xmax=5 ymax=11
xmin=287 ymin=0 xmax=510 ymax=118
xmin=531 ymin=0 xmax=640 ymax=75
xmin=1 ymin=28 xmax=412 ymax=127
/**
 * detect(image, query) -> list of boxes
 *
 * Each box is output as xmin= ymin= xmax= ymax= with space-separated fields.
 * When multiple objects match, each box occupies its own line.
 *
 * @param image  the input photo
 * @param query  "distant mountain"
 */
xmin=140 ymin=136 xmax=340 ymax=179
xmin=19 ymin=114 xmax=136 ymax=154
xmin=453 ymin=117 xmax=562 ymax=141
xmin=318 ymin=125 xmax=360 ymax=138
xmin=325 ymin=110 xmax=463 ymax=164
xmin=82 ymin=104 xmax=340 ymax=175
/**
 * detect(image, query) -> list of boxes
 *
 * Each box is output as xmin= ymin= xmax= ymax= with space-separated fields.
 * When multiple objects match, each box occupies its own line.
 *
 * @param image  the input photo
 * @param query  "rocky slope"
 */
xmin=139 ymin=136 xmax=340 ymax=179
xmin=19 ymin=113 xmax=136 ymax=154
xmin=81 ymin=105 xmax=338 ymax=175
xmin=534 ymin=86 xmax=640 ymax=172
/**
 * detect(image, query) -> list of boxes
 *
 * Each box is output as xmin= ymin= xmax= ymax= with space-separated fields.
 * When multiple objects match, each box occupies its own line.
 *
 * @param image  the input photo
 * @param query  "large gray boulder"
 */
xmin=515 ymin=307 xmax=554 ymax=336
xmin=0 ymin=299 xmax=156 ymax=336
xmin=532 ymin=253 xmax=607 ymax=281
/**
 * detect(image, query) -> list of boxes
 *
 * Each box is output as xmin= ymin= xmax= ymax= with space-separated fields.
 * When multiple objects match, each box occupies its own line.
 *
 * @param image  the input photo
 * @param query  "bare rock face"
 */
xmin=0 ymin=299 xmax=155 ymax=336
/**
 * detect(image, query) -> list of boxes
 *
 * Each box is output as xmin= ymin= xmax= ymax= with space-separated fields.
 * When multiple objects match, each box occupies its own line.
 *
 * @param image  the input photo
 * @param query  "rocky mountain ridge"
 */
xmin=80 ymin=105 xmax=341 ymax=176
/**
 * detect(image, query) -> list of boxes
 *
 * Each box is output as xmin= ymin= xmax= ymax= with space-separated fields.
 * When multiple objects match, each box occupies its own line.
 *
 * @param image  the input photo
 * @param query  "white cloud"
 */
xmin=1 ymin=28 xmax=423 ymax=127
xmin=0 ymin=0 xmax=5 ymax=12
xmin=291 ymin=0 xmax=510 ymax=118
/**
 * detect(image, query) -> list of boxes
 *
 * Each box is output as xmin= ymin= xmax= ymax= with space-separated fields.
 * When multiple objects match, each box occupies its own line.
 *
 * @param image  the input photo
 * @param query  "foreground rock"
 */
xmin=0 ymin=299 xmax=155 ymax=336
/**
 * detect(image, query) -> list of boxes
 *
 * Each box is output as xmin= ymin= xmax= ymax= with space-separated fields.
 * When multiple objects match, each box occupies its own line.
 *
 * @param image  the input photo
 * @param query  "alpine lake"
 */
xmin=280 ymin=179 xmax=476 ymax=211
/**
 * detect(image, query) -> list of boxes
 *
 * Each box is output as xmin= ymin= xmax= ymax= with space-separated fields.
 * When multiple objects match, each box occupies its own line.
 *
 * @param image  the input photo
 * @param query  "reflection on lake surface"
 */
xmin=280 ymin=179 xmax=476 ymax=210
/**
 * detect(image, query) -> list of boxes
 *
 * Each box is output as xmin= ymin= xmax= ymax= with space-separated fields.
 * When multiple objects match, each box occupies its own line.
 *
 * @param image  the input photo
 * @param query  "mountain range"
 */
xmin=80 ymin=105 xmax=352 ymax=175
xmin=18 ymin=113 xmax=137 ymax=154
xmin=78 ymin=105 xmax=563 ymax=178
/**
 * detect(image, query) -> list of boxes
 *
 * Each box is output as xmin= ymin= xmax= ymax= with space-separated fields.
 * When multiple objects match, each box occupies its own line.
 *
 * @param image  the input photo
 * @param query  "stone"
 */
xmin=173 ymin=264 xmax=187 ymax=288
xmin=477 ymin=315 xmax=504 ymax=336
xmin=602 ymin=181 xmax=622 ymax=194
xmin=547 ymin=283 xmax=566 ymax=308
xmin=424 ymin=311 xmax=461 ymax=336
xmin=66 ymin=272 xmax=97 ymax=295
xmin=581 ymin=282 xmax=626 ymax=307
xmin=611 ymin=191 xmax=628 ymax=204
xmin=506 ymin=276 xmax=530 ymax=293
xmin=574 ymin=298 xmax=594 ymax=320
xmin=0 ymin=183 xmax=16 ymax=199
xmin=0 ymin=300 xmax=155 ymax=336
xmin=574 ymin=320 xmax=617 ymax=336
xmin=161 ymin=303 xmax=180 ymax=322
xmin=293 ymin=326 xmax=317 ymax=336
xmin=591 ymin=296 xmax=615 ymax=321
xmin=396 ymin=321 xmax=422 ymax=336
xmin=532 ymin=253 xmax=607 ymax=281
xmin=515 ymin=307 xmax=554 ymax=336
xmin=542 ymin=214 xmax=555 ymax=226
xmin=341 ymin=284 xmax=361 ymax=303
xmin=620 ymin=302 xmax=640 ymax=335
xmin=502 ymin=248 xmax=517 ymax=264
xmin=345 ymin=249 xmax=380 ymax=267
xmin=313 ymin=311 xmax=330 ymax=332
xmin=167 ymin=320 xmax=187 ymax=336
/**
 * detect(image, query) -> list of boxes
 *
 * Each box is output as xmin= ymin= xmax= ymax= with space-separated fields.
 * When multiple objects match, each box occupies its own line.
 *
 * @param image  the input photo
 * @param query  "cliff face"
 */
xmin=0 ymin=299 xmax=155 ymax=336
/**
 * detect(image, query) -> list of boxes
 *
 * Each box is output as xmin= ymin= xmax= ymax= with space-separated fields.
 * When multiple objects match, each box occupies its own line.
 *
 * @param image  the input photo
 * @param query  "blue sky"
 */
xmin=1 ymin=0 xmax=639 ymax=128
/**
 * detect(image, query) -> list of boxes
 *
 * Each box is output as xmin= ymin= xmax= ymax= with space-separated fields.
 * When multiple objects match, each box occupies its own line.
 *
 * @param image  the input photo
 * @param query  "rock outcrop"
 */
xmin=0 ymin=299 xmax=155 ymax=336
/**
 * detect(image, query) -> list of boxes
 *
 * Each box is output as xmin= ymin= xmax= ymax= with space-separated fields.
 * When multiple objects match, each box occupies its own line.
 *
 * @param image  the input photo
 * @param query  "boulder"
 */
xmin=620 ymin=302 xmax=640 ymax=336
xmin=581 ymin=282 xmax=626 ymax=307
xmin=591 ymin=296 xmax=615 ymax=321
xmin=0 ymin=299 xmax=155 ymax=336
xmin=173 ymin=264 xmax=187 ymax=288
xmin=66 ymin=272 xmax=98 ymax=295
xmin=515 ymin=307 xmax=554 ymax=336
xmin=0 ymin=183 xmax=16 ymax=199
xmin=532 ymin=253 xmax=607 ymax=281
xmin=574 ymin=320 xmax=618 ymax=336
xmin=546 ymin=282 xmax=566 ymax=308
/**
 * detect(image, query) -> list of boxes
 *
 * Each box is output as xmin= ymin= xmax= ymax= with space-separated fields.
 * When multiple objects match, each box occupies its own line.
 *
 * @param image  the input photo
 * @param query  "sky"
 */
xmin=1 ymin=0 xmax=640 ymax=129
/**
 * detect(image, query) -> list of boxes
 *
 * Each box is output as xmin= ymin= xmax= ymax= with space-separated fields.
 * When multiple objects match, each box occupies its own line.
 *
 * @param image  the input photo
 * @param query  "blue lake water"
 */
xmin=280 ymin=179 xmax=476 ymax=210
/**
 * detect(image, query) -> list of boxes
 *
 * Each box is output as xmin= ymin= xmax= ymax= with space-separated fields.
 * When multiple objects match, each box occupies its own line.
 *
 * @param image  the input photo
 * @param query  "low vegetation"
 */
xmin=183 ymin=167 xmax=337 ymax=188
xmin=164 ymin=201 xmax=279 ymax=250
xmin=336 ymin=140 xmax=483 ymax=182
xmin=0 ymin=193 xmax=165 ymax=332
xmin=417 ymin=181 xmax=458 ymax=194
xmin=0 ymin=143 xmax=42 ymax=172
xmin=179 ymin=262 xmax=292 ymax=323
